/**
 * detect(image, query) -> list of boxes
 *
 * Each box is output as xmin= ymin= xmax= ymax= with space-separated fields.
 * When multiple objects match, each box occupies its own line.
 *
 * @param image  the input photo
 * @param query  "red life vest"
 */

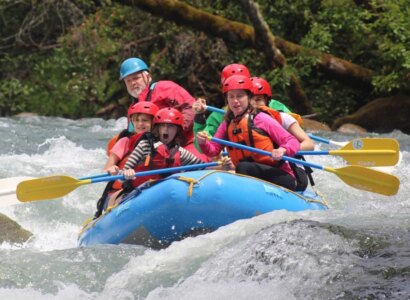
xmin=259 ymin=105 xmax=303 ymax=127
xmin=258 ymin=105 xmax=283 ymax=125
xmin=129 ymin=142 xmax=182 ymax=188
xmin=111 ymin=132 xmax=146 ymax=190
xmin=106 ymin=129 xmax=132 ymax=156
xmin=150 ymin=143 xmax=182 ymax=170
xmin=226 ymin=110 xmax=279 ymax=167
xmin=107 ymin=134 xmax=119 ymax=156
xmin=289 ymin=112 xmax=303 ymax=127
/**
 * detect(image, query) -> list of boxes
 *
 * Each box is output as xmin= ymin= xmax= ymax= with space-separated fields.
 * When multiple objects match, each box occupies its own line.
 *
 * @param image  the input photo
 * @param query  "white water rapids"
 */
xmin=0 ymin=116 xmax=409 ymax=299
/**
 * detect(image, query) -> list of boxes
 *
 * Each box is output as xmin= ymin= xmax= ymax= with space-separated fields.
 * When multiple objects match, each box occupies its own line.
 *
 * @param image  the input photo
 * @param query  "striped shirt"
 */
xmin=124 ymin=140 xmax=204 ymax=170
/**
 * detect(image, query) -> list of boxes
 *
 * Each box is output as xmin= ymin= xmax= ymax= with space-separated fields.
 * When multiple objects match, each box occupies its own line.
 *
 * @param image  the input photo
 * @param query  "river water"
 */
xmin=0 ymin=116 xmax=409 ymax=299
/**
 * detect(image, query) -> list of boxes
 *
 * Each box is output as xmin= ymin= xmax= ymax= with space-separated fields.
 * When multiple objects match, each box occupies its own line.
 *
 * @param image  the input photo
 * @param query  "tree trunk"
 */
xmin=123 ymin=0 xmax=375 ymax=89
xmin=238 ymin=0 xmax=313 ymax=114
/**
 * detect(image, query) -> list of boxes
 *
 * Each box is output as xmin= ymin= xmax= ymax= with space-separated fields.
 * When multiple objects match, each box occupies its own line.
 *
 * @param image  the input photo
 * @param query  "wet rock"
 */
xmin=332 ymin=94 xmax=410 ymax=133
xmin=13 ymin=112 xmax=38 ymax=117
xmin=0 ymin=213 xmax=32 ymax=244
xmin=337 ymin=123 xmax=367 ymax=134
xmin=302 ymin=118 xmax=331 ymax=131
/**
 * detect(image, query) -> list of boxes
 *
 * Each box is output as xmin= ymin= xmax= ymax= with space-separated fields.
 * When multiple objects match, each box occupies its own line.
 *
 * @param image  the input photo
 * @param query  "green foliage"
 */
xmin=1 ymin=4 xmax=136 ymax=117
xmin=0 ymin=0 xmax=409 ymax=125
xmin=256 ymin=0 xmax=409 ymax=120
xmin=0 ymin=78 xmax=32 ymax=115
xmin=367 ymin=0 xmax=410 ymax=93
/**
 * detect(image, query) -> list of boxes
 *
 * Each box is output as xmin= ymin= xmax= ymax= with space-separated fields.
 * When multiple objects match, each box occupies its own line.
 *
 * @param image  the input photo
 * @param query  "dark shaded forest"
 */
xmin=0 ymin=0 xmax=409 ymax=131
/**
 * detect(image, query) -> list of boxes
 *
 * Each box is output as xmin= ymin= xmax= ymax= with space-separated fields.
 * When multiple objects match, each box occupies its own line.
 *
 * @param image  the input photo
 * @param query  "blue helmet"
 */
xmin=119 ymin=58 xmax=149 ymax=80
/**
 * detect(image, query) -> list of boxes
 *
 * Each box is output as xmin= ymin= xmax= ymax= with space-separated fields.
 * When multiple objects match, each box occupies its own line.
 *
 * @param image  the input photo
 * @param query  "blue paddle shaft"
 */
xmin=308 ymin=133 xmax=330 ymax=144
xmin=207 ymin=106 xmax=331 ymax=151
xmin=297 ymin=151 xmax=329 ymax=155
xmin=89 ymin=162 xmax=220 ymax=183
xmin=210 ymin=137 xmax=324 ymax=171
xmin=206 ymin=106 xmax=226 ymax=114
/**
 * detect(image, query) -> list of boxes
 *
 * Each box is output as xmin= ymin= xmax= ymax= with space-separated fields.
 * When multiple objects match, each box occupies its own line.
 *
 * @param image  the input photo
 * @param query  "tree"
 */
xmin=0 ymin=0 xmax=408 ymax=128
xmin=128 ymin=0 xmax=376 ymax=87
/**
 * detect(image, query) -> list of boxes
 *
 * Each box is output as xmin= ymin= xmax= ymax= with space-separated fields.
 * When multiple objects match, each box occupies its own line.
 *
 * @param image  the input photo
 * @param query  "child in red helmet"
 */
xmin=121 ymin=107 xmax=207 ymax=181
xmin=106 ymin=107 xmax=207 ymax=208
xmin=250 ymin=77 xmax=314 ymax=151
xmin=193 ymin=64 xmax=250 ymax=143
xmin=250 ymin=77 xmax=315 ymax=191
xmin=104 ymin=102 xmax=159 ymax=176
xmin=94 ymin=102 xmax=159 ymax=218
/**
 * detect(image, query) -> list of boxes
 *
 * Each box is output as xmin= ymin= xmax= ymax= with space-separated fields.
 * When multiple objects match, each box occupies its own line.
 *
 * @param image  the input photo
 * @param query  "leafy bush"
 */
xmin=0 ymin=0 xmax=408 ymax=124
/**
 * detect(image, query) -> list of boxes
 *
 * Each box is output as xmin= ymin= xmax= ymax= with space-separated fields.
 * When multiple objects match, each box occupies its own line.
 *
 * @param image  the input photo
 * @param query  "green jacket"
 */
xmin=193 ymin=108 xmax=225 ymax=151
xmin=268 ymin=99 xmax=291 ymax=113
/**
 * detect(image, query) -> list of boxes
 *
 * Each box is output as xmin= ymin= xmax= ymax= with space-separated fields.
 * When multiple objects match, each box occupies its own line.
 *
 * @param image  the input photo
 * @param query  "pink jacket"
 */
xmin=199 ymin=112 xmax=300 ymax=177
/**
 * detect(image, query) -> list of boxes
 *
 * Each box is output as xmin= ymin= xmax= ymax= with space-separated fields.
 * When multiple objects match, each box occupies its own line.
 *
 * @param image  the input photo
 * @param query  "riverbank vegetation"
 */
xmin=0 ymin=0 xmax=408 ymax=126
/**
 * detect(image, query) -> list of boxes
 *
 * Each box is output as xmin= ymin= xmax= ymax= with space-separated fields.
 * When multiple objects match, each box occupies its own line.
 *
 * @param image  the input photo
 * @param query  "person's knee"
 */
xmin=235 ymin=161 xmax=254 ymax=175
xmin=285 ymin=179 xmax=297 ymax=191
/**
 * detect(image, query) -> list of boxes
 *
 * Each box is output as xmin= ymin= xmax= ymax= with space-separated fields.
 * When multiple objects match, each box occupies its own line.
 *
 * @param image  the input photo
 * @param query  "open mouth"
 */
xmin=162 ymin=133 xmax=169 ymax=140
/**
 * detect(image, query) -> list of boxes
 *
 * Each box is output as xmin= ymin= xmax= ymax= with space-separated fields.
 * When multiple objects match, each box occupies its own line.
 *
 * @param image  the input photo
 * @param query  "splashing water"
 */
xmin=0 ymin=116 xmax=409 ymax=299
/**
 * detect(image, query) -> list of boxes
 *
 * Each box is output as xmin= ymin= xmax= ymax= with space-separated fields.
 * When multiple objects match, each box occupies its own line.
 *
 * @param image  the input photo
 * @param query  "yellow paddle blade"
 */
xmin=339 ymin=138 xmax=400 ymax=166
xmin=17 ymin=176 xmax=91 ymax=202
xmin=324 ymin=166 xmax=400 ymax=196
xmin=329 ymin=149 xmax=399 ymax=166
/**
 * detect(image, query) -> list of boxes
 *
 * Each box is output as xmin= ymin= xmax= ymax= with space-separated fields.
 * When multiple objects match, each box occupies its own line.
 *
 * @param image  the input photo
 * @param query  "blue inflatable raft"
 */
xmin=78 ymin=170 xmax=328 ymax=248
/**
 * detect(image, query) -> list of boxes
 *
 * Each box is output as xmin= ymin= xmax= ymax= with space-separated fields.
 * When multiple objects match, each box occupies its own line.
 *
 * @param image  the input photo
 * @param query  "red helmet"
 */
xmin=154 ymin=107 xmax=183 ymax=127
xmin=221 ymin=64 xmax=251 ymax=84
xmin=222 ymin=75 xmax=253 ymax=94
xmin=250 ymin=77 xmax=272 ymax=98
xmin=127 ymin=102 xmax=159 ymax=119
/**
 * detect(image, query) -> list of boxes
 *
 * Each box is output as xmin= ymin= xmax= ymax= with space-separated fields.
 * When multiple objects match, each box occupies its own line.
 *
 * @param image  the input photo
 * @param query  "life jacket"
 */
xmin=128 ymin=141 xmax=181 ymax=188
xmin=111 ymin=132 xmax=147 ymax=190
xmin=226 ymin=110 xmax=280 ymax=167
xmin=151 ymin=142 xmax=181 ymax=171
xmin=106 ymin=129 xmax=133 ymax=156
xmin=288 ymin=112 xmax=303 ymax=127
xmin=258 ymin=105 xmax=283 ymax=125
xmin=259 ymin=105 xmax=304 ymax=128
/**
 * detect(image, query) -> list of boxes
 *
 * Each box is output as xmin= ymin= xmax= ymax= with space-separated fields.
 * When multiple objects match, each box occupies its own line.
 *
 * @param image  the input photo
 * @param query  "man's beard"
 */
xmin=129 ymin=87 xmax=143 ymax=98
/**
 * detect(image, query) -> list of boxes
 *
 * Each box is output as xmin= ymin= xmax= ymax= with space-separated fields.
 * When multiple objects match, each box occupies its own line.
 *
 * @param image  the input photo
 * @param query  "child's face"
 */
xmin=158 ymin=123 xmax=178 ymax=144
xmin=132 ymin=113 xmax=153 ymax=133
xmin=226 ymin=89 xmax=249 ymax=116
xmin=250 ymin=95 xmax=267 ymax=108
